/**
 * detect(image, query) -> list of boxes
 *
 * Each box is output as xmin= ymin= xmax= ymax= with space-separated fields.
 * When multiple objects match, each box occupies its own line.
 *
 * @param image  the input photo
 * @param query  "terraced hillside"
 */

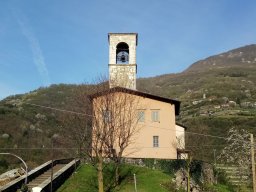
xmin=1 ymin=44 xmax=256 ymax=169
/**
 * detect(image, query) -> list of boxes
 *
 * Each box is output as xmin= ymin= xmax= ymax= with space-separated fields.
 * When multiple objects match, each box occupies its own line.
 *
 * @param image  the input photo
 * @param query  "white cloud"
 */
xmin=16 ymin=12 xmax=50 ymax=86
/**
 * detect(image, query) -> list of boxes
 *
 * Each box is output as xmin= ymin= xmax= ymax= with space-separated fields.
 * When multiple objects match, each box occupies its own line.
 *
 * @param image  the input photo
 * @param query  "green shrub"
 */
xmin=0 ymin=158 xmax=9 ymax=174
xmin=162 ymin=180 xmax=185 ymax=192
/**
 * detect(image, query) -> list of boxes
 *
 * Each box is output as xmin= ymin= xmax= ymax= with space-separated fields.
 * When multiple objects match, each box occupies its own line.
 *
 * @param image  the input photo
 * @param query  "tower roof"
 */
xmin=108 ymin=33 xmax=138 ymax=45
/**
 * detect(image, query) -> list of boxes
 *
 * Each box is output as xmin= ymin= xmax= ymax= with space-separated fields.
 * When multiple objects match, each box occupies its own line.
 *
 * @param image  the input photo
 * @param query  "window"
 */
xmin=153 ymin=136 xmax=159 ymax=147
xmin=116 ymin=42 xmax=129 ymax=64
xmin=138 ymin=110 xmax=145 ymax=122
xmin=102 ymin=110 xmax=111 ymax=123
xmin=151 ymin=110 xmax=159 ymax=122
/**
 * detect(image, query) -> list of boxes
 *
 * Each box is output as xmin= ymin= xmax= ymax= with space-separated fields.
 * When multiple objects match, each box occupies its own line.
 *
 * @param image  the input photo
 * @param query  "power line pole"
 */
xmin=250 ymin=134 xmax=256 ymax=192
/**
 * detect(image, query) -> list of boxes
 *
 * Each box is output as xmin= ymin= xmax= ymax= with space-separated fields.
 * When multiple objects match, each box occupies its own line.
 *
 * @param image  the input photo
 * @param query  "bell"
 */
xmin=121 ymin=55 xmax=126 ymax=62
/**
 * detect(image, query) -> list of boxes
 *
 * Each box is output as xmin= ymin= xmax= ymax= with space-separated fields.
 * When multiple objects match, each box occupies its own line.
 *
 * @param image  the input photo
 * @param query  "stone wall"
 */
xmin=108 ymin=33 xmax=137 ymax=90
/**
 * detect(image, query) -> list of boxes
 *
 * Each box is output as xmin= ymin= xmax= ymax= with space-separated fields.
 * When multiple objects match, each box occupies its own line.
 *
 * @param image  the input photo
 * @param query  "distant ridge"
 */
xmin=185 ymin=44 xmax=256 ymax=72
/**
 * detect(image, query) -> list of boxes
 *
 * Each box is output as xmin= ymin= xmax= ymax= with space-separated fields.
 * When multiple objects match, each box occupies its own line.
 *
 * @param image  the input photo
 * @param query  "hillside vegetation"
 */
xmin=1 ymin=44 xmax=256 ymax=168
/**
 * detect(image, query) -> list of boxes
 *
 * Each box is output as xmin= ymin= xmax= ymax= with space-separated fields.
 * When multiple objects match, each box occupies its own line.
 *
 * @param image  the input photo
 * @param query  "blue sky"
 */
xmin=1 ymin=0 xmax=256 ymax=99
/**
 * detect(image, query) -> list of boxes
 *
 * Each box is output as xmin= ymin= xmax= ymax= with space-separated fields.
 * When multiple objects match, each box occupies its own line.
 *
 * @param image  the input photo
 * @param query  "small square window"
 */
xmin=151 ymin=110 xmax=159 ymax=122
xmin=138 ymin=110 xmax=145 ymax=122
xmin=102 ymin=110 xmax=111 ymax=123
xmin=153 ymin=136 xmax=159 ymax=147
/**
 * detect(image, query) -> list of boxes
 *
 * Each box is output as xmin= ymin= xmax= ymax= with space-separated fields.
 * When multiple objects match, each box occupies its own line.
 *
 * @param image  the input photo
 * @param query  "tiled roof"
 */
xmin=89 ymin=86 xmax=180 ymax=115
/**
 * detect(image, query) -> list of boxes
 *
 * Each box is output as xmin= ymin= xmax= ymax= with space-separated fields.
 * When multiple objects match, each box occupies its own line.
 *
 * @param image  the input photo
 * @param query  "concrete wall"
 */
xmin=108 ymin=33 xmax=137 ymax=90
xmin=175 ymin=124 xmax=185 ymax=149
xmin=109 ymin=64 xmax=136 ymax=89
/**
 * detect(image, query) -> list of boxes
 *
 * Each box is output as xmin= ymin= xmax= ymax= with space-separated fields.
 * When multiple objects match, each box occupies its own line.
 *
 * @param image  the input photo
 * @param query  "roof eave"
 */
xmin=89 ymin=86 xmax=181 ymax=115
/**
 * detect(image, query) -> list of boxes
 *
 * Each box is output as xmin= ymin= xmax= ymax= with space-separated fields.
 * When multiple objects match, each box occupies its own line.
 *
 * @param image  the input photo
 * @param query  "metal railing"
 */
xmin=0 ymin=152 xmax=28 ymax=184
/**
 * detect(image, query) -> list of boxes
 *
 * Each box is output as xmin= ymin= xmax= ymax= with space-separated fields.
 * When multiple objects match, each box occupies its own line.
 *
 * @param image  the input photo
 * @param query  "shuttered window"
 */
xmin=153 ymin=136 xmax=159 ymax=147
xmin=151 ymin=110 xmax=159 ymax=122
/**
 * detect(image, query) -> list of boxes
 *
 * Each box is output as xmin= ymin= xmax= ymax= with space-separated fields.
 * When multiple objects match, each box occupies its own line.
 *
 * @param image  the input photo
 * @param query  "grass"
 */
xmin=204 ymin=184 xmax=234 ymax=192
xmin=116 ymin=166 xmax=172 ymax=192
xmin=57 ymin=164 xmax=173 ymax=192
xmin=57 ymin=163 xmax=237 ymax=192
xmin=57 ymin=164 xmax=96 ymax=192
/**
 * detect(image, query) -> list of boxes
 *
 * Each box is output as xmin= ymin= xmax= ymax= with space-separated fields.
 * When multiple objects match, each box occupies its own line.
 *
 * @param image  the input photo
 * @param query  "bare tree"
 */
xmin=59 ymin=84 xmax=92 ymax=159
xmin=173 ymin=133 xmax=192 ymax=192
xmin=90 ymin=83 xmax=141 ymax=191
xmin=217 ymin=127 xmax=251 ymax=185
xmin=59 ymin=77 xmax=141 ymax=192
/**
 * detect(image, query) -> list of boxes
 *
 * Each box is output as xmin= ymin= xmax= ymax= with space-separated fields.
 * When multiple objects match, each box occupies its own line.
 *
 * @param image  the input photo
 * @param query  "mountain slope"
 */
xmin=1 ymin=44 xmax=256 ymax=167
xmin=137 ymin=44 xmax=256 ymax=113
xmin=185 ymin=44 xmax=256 ymax=72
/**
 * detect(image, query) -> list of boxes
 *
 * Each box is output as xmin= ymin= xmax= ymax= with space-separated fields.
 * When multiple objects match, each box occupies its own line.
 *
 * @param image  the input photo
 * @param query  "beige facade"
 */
xmin=91 ymin=87 xmax=182 ymax=160
xmin=124 ymin=94 xmax=177 ymax=159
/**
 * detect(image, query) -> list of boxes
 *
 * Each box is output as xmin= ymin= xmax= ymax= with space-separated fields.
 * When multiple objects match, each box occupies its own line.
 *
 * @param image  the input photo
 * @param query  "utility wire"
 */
xmin=24 ymin=102 xmax=252 ymax=144
xmin=25 ymin=102 xmax=222 ymax=137
xmin=26 ymin=102 xmax=186 ymax=134
xmin=0 ymin=144 xmax=250 ymax=150
xmin=25 ymin=103 xmax=92 ymax=117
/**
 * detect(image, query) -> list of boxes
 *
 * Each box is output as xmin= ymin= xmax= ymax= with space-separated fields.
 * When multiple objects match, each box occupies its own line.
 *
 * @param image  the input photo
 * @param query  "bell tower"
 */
xmin=108 ymin=33 xmax=138 ymax=90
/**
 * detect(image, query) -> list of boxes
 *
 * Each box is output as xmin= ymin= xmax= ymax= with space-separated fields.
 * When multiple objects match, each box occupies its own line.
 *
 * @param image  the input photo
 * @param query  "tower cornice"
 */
xmin=108 ymin=33 xmax=138 ymax=45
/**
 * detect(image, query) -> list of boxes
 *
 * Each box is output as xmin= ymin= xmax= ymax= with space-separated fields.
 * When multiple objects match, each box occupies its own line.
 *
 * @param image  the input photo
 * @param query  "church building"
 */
xmin=90 ymin=33 xmax=185 ymax=159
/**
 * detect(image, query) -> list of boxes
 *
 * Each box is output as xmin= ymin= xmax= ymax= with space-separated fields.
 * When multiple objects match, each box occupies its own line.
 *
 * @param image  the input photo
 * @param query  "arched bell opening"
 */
xmin=116 ymin=42 xmax=129 ymax=64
